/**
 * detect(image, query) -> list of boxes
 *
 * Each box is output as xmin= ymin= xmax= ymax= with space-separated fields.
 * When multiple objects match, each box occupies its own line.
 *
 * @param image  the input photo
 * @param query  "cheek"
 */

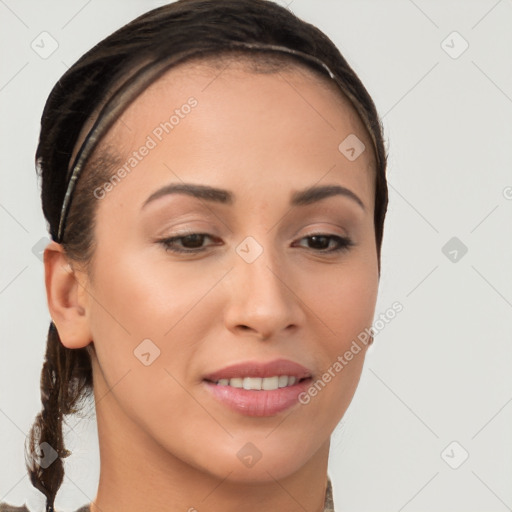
xmin=297 ymin=257 xmax=378 ymax=407
xmin=91 ymin=241 xmax=188 ymax=327
xmin=302 ymin=259 xmax=378 ymax=340
xmin=86 ymin=247 xmax=228 ymax=372
xmin=85 ymin=251 xmax=223 ymax=429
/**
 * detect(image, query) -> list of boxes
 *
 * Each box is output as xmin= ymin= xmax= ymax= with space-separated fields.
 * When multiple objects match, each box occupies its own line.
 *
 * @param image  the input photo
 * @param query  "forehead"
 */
xmin=96 ymin=56 xmax=375 ymax=202
xmin=107 ymin=54 xmax=371 ymax=139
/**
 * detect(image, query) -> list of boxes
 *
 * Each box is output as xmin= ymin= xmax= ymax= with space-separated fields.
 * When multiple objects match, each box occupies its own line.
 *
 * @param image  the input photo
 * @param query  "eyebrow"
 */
xmin=142 ymin=183 xmax=365 ymax=211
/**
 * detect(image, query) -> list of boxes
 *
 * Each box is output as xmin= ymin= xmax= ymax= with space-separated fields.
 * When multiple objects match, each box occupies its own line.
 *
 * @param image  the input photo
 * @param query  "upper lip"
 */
xmin=203 ymin=358 xmax=312 ymax=381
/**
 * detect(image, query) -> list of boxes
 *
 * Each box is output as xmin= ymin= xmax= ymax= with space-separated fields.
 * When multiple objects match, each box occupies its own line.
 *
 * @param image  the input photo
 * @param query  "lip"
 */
xmin=202 ymin=358 xmax=313 ymax=417
xmin=203 ymin=358 xmax=312 ymax=381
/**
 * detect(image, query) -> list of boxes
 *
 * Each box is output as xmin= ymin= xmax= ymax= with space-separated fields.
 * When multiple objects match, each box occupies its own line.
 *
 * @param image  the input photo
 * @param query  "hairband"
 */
xmin=56 ymin=41 xmax=379 ymax=243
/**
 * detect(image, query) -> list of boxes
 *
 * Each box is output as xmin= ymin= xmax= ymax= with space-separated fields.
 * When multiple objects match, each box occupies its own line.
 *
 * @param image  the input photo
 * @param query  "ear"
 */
xmin=44 ymin=241 xmax=92 ymax=349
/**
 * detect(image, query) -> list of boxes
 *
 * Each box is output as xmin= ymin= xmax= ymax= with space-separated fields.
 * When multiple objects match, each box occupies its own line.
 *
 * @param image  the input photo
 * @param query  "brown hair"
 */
xmin=25 ymin=1 xmax=388 ymax=511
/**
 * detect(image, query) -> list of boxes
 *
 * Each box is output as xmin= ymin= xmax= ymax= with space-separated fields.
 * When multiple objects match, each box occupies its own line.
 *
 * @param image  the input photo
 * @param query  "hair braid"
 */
xmin=24 ymin=323 xmax=92 ymax=512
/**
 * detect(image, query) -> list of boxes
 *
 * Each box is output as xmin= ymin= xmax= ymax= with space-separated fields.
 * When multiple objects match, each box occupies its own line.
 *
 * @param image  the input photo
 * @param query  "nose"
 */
xmin=223 ymin=242 xmax=304 ymax=341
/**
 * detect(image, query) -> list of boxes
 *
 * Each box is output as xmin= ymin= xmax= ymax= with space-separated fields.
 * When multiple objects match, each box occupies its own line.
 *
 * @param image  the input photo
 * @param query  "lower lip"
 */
xmin=203 ymin=379 xmax=311 ymax=417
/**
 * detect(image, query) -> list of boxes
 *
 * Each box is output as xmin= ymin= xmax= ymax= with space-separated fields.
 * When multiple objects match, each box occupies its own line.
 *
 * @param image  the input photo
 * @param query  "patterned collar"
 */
xmin=75 ymin=480 xmax=336 ymax=512
xmin=324 ymin=477 xmax=335 ymax=512
xmin=0 ymin=478 xmax=335 ymax=512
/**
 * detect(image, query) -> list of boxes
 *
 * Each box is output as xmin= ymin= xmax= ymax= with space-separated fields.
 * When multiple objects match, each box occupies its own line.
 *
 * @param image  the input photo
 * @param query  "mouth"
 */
xmin=207 ymin=375 xmax=310 ymax=390
xmin=202 ymin=359 xmax=313 ymax=417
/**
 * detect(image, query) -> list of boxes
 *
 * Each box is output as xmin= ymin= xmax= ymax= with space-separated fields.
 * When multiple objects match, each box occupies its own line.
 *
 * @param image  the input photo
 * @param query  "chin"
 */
xmin=182 ymin=432 xmax=327 ymax=483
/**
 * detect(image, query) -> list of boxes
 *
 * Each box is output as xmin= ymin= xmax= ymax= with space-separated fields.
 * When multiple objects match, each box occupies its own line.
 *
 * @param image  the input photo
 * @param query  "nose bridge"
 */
xmin=236 ymin=234 xmax=290 ymax=303
xmin=225 ymin=234 xmax=300 ymax=337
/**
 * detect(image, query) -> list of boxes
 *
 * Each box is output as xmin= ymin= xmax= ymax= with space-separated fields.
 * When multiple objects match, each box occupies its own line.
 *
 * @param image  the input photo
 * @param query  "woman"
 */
xmin=2 ymin=0 xmax=388 ymax=510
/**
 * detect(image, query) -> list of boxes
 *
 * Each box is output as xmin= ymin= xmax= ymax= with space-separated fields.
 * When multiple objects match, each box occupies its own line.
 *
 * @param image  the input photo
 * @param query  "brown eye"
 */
xmin=158 ymin=233 xmax=218 ymax=254
xmin=157 ymin=232 xmax=353 ymax=255
xmin=294 ymin=234 xmax=354 ymax=253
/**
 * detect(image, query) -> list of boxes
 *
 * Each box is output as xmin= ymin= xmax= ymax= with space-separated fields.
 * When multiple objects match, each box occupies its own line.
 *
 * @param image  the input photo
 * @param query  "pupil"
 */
xmin=310 ymin=235 xmax=328 ymax=249
xmin=183 ymin=234 xmax=204 ymax=248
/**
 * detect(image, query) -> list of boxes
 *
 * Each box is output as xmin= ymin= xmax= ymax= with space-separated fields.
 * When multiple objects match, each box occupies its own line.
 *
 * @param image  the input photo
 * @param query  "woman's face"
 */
xmin=78 ymin=59 xmax=379 ymax=482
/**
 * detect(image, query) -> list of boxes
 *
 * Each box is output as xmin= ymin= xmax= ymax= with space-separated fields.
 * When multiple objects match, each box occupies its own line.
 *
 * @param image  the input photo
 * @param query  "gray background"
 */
xmin=1 ymin=0 xmax=511 ymax=511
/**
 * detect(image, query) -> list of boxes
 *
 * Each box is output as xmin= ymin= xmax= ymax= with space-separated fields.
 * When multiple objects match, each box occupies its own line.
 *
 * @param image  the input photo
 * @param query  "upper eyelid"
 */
xmin=160 ymin=231 xmax=351 ymax=249
xmin=160 ymin=235 xmax=353 ymax=260
xmin=161 ymin=230 xmax=348 ymax=240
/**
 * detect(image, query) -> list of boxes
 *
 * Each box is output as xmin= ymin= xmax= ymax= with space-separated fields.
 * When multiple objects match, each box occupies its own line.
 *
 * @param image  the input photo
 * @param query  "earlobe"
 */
xmin=44 ymin=241 xmax=92 ymax=349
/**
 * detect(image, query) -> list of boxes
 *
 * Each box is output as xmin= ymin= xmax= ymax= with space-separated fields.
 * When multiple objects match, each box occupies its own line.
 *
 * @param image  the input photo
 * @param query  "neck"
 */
xmin=88 ymin=355 xmax=331 ymax=512
xmin=91 ymin=448 xmax=330 ymax=512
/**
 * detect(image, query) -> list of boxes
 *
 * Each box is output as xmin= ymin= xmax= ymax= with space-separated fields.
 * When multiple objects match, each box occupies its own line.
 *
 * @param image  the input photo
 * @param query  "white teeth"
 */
xmin=229 ymin=377 xmax=243 ymax=388
xmin=243 ymin=377 xmax=262 ymax=390
xmin=215 ymin=375 xmax=301 ymax=390
xmin=262 ymin=376 xmax=279 ymax=390
xmin=278 ymin=375 xmax=289 ymax=388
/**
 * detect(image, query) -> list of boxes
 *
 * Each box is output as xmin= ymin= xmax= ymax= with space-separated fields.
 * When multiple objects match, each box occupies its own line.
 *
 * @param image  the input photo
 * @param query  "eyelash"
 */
xmin=156 ymin=232 xmax=354 ymax=255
